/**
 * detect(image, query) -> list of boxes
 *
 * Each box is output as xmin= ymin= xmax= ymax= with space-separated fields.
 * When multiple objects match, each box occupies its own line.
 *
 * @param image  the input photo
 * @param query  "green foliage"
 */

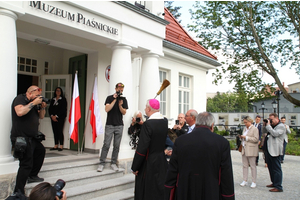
xmin=189 ymin=1 xmax=300 ymax=106
xmin=164 ymin=1 xmax=182 ymax=23
xmin=286 ymin=128 xmax=300 ymax=156
xmin=213 ymin=126 xmax=219 ymax=133
xmin=207 ymin=91 xmax=249 ymax=112
xmin=215 ymin=129 xmax=229 ymax=136
xmin=286 ymin=141 xmax=300 ymax=156
xmin=228 ymin=139 xmax=237 ymax=150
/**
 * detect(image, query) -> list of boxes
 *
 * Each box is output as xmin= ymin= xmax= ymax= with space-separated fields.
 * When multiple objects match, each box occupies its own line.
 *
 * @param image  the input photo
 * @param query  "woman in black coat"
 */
xmin=48 ymin=87 xmax=67 ymax=151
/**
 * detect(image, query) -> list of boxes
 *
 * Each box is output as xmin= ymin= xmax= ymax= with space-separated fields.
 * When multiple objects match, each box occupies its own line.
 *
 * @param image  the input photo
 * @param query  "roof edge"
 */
xmin=164 ymin=7 xmax=217 ymax=60
xmin=163 ymin=40 xmax=221 ymax=67
xmin=114 ymin=1 xmax=170 ymax=26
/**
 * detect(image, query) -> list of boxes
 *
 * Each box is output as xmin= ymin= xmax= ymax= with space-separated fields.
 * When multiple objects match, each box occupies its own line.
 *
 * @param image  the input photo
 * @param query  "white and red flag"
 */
xmin=89 ymin=77 xmax=104 ymax=143
xmin=69 ymin=73 xmax=81 ymax=144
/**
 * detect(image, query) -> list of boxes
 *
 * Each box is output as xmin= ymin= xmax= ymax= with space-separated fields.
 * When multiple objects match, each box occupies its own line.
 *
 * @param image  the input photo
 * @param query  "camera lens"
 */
xmin=54 ymin=179 xmax=65 ymax=191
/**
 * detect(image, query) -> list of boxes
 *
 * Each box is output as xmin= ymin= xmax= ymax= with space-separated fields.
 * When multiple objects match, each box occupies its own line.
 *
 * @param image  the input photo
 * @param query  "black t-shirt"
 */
xmin=11 ymin=94 xmax=40 ymax=139
xmin=105 ymin=95 xmax=128 ymax=126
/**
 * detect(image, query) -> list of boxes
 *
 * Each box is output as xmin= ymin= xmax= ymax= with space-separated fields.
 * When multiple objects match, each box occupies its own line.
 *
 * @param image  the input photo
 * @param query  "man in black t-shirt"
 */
xmin=98 ymin=82 xmax=128 ymax=172
xmin=11 ymin=85 xmax=47 ymax=195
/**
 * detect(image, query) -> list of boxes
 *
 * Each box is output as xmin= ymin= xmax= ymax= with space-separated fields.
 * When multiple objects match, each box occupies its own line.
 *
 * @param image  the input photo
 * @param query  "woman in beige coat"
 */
xmin=239 ymin=116 xmax=259 ymax=188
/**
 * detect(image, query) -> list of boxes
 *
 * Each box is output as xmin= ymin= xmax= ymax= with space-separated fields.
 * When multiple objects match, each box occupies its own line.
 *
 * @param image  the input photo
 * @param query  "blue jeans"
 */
xmin=100 ymin=125 xmax=123 ymax=165
xmin=266 ymin=149 xmax=283 ymax=190
xmin=280 ymin=140 xmax=287 ymax=162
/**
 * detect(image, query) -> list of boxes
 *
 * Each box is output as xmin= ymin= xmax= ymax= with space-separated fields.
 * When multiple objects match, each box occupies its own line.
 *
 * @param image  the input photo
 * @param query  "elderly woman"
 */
xmin=239 ymin=116 xmax=259 ymax=188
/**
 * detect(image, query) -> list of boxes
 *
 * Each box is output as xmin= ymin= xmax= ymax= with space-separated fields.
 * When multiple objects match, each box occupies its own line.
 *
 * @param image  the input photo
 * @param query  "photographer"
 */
xmin=263 ymin=113 xmax=285 ymax=192
xmin=29 ymin=181 xmax=67 ymax=200
xmin=11 ymin=86 xmax=46 ymax=195
xmin=172 ymin=113 xmax=188 ymax=137
xmin=128 ymin=111 xmax=144 ymax=149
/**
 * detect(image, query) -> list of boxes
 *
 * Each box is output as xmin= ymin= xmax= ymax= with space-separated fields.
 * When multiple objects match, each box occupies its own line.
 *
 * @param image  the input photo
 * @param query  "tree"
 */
xmin=207 ymin=92 xmax=249 ymax=112
xmin=164 ymin=1 xmax=182 ymax=23
xmin=189 ymin=1 xmax=300 ymax=106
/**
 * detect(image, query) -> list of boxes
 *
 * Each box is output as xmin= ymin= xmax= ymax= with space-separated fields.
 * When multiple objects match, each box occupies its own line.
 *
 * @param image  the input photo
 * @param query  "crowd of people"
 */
xmin=8 ymin=83 xmax=291 ymax=199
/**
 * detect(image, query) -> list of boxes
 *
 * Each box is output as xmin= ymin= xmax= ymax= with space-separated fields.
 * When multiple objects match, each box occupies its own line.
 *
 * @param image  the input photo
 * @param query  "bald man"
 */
xmin=172 ymin=113 xmax=189 ymax=137
xmin=11 ymin=85 xmax=47 ymax=194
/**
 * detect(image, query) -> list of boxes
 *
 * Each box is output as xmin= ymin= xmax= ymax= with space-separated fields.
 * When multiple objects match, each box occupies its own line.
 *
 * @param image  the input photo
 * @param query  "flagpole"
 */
xmin=75 ymin=71 xmax=80 ymax=155
xmin=81 ymin=74 xmax=97 ymax=153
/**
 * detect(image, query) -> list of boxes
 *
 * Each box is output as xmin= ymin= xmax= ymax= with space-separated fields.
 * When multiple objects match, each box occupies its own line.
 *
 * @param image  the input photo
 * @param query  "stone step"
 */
xmin=22 ymin=151 xmax=135 ymax=199
xmin=90 ymin=188 xmax=134 ymax=200
xmin=65 ymin=174 xmax=135 ymax=200
xmin=25 ymin=168 xmax=125 ymax=194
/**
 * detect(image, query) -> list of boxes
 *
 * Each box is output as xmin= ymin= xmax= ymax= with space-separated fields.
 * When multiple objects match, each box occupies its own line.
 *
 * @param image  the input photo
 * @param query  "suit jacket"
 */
xmin=265 ymin=123 xmax=285 ymax=157
xmin=283 ymin=124 xmax=291 ymax=143
xmin=241 ymin=125 xmax=259 ymax=157
xmin=48 ymin=96 xmax=67 ymax=120
xmin=164 ymin=126 xmax=235 ymax=200
xmin=253 ymin=123 xmax=262 ymax=141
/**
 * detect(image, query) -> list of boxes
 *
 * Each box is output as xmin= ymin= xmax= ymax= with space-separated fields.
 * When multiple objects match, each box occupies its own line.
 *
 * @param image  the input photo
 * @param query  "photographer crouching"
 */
xmin=10 ymin=85 xmax=47 ymax=196
xmin=262 ymin=113 xmax=285 ymax=192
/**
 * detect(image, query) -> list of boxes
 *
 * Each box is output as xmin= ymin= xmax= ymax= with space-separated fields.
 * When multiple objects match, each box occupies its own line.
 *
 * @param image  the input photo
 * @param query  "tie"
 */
xmin=188 ymin=126 xmax=192 ymax=134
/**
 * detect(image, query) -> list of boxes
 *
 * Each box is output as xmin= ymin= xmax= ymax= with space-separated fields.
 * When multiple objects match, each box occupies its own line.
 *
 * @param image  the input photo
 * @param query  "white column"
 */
xmin=139 ymin=53 xmax=160 ymax=111
xmin=108 ymin=44 xmax=134 ymax=160
xmin=0 ymin=9 xmax=19 ymax=175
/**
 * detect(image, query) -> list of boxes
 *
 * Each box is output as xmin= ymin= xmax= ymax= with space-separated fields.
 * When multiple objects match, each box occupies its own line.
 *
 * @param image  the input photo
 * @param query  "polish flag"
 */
xmin=69 ymin=73 xmax=81 ymax=144
xmin=89 ymin=77 xmax=104 ymax=143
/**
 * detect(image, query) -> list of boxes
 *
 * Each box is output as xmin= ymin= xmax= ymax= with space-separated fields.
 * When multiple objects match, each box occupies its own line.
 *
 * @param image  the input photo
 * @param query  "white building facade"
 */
xmin=0 ymin=1 xmax=220 ymax=176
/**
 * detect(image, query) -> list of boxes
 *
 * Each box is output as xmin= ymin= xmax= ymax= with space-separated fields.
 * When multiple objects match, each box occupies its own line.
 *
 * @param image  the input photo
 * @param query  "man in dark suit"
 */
xmin=253 ymin=115 xmax=262 ymax=165
xmin=164 ymin=112 xmax=235 ymax=200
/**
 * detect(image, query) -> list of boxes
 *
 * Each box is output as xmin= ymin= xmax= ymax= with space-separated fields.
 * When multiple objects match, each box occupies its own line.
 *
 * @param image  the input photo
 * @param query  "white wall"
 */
xmin=159 ymin=50 xmax=212 ymax=121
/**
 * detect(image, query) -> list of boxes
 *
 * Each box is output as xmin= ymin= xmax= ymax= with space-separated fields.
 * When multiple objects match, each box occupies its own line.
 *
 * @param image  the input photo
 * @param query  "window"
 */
xmin=159 ymin=70 xmax=167 ymax=115
xmin=178 ymin=75 xmax=191 ymax=114
xmin=18 ymin=56 xmax=37 ymax=73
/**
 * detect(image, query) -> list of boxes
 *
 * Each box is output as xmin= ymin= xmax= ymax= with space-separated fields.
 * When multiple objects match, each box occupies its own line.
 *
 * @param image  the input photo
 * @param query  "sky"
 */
xmin=171 ymin=1 xmax=300 ymax=93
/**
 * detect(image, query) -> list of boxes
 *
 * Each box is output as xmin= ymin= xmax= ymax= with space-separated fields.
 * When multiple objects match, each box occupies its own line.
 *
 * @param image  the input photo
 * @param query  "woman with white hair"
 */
xmin=128 ymin=110 xmax=144 ymax=149
xmin=239 ymin=116 xmax=259 ymax=188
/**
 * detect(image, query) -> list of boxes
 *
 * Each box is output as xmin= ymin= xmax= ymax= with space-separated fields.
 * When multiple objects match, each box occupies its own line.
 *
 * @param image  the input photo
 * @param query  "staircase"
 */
xmin=25 ymin=150 xmax=135 ymax=200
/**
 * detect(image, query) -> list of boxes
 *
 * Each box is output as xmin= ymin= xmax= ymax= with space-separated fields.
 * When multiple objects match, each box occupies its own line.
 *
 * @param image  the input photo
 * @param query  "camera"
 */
xmin=136 ymin=117 xmax=141 ymax=123
xmin=41 ymin=96 xmax=51 ymax=104
xmin=35 ymin=95 xmax=50 ymax=104
xmin=263 ymin=118 xmax=273 ymax=124
xmin=175 ymin=120 xmax=179 ymax=125
xmin=54 ymin=179 xmax=66 ymax=199
xmin=116 ymin=91 xmax=122 ymax=98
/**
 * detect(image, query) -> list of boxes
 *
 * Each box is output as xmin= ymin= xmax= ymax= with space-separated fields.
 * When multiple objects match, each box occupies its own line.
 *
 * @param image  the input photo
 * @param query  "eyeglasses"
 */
xmin=31 ymin=88 xmax=42 ymax=92
xmin=117 ymin=84 xmax=124 ymax=87
xmin=185 ymin=115 xmax=191 ymax=117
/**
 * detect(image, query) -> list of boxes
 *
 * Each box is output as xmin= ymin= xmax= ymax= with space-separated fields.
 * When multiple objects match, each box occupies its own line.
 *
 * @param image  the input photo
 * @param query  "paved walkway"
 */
xmin=231 ymin=150 xmax=300 ymax=199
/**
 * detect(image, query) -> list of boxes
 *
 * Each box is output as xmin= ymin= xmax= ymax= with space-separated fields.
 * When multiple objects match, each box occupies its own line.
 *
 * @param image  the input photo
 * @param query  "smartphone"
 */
xmin=175 ymin=120 xmax=179 ymax=125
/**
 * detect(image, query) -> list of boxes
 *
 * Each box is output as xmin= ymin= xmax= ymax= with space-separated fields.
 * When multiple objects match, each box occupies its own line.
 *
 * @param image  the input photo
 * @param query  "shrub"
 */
xmin=286 ymin=128 xmax=300 ymax=156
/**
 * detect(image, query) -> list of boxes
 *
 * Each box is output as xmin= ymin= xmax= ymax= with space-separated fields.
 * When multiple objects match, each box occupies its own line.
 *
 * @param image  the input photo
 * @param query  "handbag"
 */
xmin=238 ymin=144 xmax=242 ymax=152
